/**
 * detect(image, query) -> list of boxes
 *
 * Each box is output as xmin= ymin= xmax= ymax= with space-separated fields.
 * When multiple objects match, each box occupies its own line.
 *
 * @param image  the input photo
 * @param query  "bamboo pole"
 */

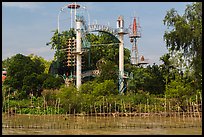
xmin=169 ymin=101 xmax=171 ymax=127
xmin=193 ymin=102 xmax=196 ymax=127
xmin=139 ymin=102 xmax=141 ymax=118
xmin=115 ymin=101 xmax=116 ymax=113
xmin=200 ymin=92 xmax=202 ymax=112
xmin=129 ymin=102 xmax=131 ymax=117
xmin=103 ymin=96 xmax=105 ymax=116
xmin=154 ymin=102 xmax=157 ymax=128
xmin=7 ymin=91 xmax=10 ymax=120
xmin=109 ymin=103 xmax=111 ymax=117
xmin=196 ymin=95 xmax=201 ymax=120
xmin=94 ymin=103 xmax=97 ymax=118
xmin=187 ymin=98 xmax=192 ymax=118
xmin=106 ymin=102 xmax=108 ymax=117
xmin=100 ymin=104 xmax=101 ymax=117
xmin=69 ymin=104 xmax=71 ymax=116
xmin=147 ymin=98 xmax=149 ymax=127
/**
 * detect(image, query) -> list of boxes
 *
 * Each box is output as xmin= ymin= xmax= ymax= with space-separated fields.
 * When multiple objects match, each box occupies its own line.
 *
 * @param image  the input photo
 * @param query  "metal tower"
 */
xmin=129 ymin=17 xmax=141 ymax=65
xmin=129 ymin=17 xmax=149 ymax=66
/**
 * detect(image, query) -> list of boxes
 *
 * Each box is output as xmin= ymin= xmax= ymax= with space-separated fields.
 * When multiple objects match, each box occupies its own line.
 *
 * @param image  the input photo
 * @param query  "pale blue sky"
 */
xmin=2 ymin=2 xmax=192 ymax=65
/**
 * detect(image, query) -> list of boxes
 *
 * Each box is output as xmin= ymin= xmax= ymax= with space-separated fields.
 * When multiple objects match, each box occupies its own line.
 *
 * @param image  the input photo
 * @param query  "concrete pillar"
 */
xmin=76 ymin=20 xmax=82 ymax=89
xmin=119 ymin=34 xmax=124 ymax=92
xmin=117 ymin=15 xmax=126 ymax=93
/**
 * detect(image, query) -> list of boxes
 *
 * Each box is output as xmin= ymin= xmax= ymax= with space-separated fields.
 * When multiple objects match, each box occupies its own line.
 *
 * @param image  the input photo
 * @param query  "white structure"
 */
xmin=117 ymin=16 xmax=128 ymax=93
xmin=76 ymin=17 xmax=83 ymax=89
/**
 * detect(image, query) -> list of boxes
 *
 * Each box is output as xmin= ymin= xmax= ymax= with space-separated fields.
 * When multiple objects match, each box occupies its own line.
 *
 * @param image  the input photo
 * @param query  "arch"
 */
xmin=88 ymin=30 xmax=120 ymax=44
xmin=86 ymin=24 xmax=121 ymax=44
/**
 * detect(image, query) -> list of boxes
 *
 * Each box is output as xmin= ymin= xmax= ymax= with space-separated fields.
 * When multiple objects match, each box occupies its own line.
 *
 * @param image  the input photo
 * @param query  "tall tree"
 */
xmin=3 ymin=54 xmax=45 ymax=94
xmin=163 ymin=2 xmax=202 ymax=90
xmin=48 ymin=29 xmax=76 ymax=76
xmin=28 ymin=54 xmax=52 ymax=74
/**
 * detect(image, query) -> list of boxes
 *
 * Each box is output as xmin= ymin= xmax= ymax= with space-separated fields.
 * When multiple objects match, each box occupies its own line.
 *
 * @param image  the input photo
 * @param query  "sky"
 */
xmin=2 ymin=2 xmax=192 ymax=65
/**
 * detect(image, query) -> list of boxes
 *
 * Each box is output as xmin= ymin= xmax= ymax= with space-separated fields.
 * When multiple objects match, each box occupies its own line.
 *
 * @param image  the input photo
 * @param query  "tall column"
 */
xmin=119 ymin=34 xmax=124 ymax=92
xmin=117 ymin=16 xmax=127 ymax=93
xmin=76 ymin=19 xmax=82 ymax=89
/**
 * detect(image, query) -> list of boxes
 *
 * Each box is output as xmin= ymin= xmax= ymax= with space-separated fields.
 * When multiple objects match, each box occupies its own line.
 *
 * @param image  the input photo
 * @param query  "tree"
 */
xmin=28 ymin=54 xmax=52 ymax=74
xmin=165 ymin=75 xmax=196 ymax=111
xmin=22 ymin=73 xmax=39 ymax=96
xmin=92 ymin=80 xmax=118 ymax=96
xmin=163 ymin=2 xmax=202 ymax=90
xmin=4 ymin=54 xmax=44 ymax=92
xmin=42 ymin=75 xmax=64 ymax=90
xmin=146 ymin=64 xmax=165 ymax=95
xmin=48 ymin=29 xmax=76 ymax=76
xmin=48 ymin=28 xmax=132 ymax=89
xmin=2 ymin=57 xmax=11 ymax=69
xmin=96 ymin=59 xmax=118 ymax=83
xmin=3 ymin=54 xmax=52 ymax=98
xmin=128 ymin=66 xmax=152 ymax=93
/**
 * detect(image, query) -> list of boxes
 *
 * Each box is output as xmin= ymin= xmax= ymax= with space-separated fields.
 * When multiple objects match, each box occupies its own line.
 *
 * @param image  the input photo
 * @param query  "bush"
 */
xmin=92 ymin=80 xmax=118 ymax=96
xmin=41 ymin=89 xmax=60 ymax=106
xmin=42 ymin=75 xmax=64 ymax=89
xmin=57 ymin=85 xmax=82 ymax=113
xmin=80 ymin=80 xmax=97 ymax=94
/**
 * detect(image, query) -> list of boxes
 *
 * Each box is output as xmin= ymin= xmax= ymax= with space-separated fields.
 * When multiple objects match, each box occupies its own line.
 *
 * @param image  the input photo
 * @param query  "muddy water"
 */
xmin=2 ymin=114 xmax=202 ymax=135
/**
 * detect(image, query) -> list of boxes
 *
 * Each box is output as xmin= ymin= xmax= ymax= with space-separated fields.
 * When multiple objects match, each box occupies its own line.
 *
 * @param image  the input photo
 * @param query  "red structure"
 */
xmin=133 ymin=17 xmax=137 ymax=36
xmin=67 ymin=3 xmax=80 ymax=9
xmin=129 ymin=17 xmax=148 ymax=66
xmin=129 ymin=17 xmax=141 ymax=38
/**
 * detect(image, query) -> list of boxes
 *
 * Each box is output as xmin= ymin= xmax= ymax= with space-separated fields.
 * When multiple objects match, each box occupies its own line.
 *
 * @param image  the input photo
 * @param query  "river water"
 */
xmin=2 ymin=114 xmax=202 ymax=135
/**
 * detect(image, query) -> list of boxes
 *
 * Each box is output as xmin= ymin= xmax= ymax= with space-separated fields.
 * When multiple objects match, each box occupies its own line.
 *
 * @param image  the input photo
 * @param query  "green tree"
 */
xmin=80 ymin=80 xmax=97 ymax=94
xmin=28 ymin=54 xmax=52 ymax=74
xmin=22 ymin=73 xmax=40 ymax=96
xmin=96 ymin=59 xmax=118 ymax=83
xmin=146 ymin=64 xmax=165 ymax=95
xmin=48 ymin=29 xmax=76 ymax=76
xmin=165 ymin=75 xmax=196 ymax=111
xmin=2 ymin=57 xmax=11 ymax=69
xmin=128 ymin=66 xmax=152 ymax=93
xmin=48 ymin=28 xmax=131 ymax=89
xmin=42 ymin=75 xmax=64 ymax=90
xmin=92 ymin=80 xmax=118 ymax=96
xmin=163 ymin=2 xmax=202 ymax=90
xmin=57 ymin=85 xmax=81 ymax=113
xmin=4 ymin=54 xmax=45 ymax=93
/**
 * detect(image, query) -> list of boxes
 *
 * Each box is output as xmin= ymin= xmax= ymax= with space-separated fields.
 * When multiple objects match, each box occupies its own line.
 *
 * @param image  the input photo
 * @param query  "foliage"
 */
xmin=92 ymin=80 xmax=118 ymax=96
xmin=3 ymin=54 xmax=64 ymax=99
xmin=57 ymin=85 xmax=82 ymax=113
xmin=146 ymin=64 xmax=165 ymax=94
xmin=29 ymin=54 xmax=52 ymax=74
xmin=41 ymin=89 xmax=60 ymax=106
xmin=80 ymin=79 xmax=117 ymax=96
xmin=4 ymin=54 xmax=45 ymax=94
xmin=48 ymin=29 xmax=75 ymax=76
xmin=163 ymin=2 xmax=202 ymax=90
xmin=128 ymin=66 xmax=151 ymax=93
xmin=96 ymin=59 xmax=118 ymax=83
xmin=22 ymin=73 xmax=40 ymax=96
xmin=80 ymin=80 xmax=97 ymax=94
xmin=165 ymin=75 xmax=196 ymax=111
xmin=48 ymin=29 xmax=131 ymax=84
xmin=2 ymin=57 xmax=11 ymax=69
xmin=42 ymin=74 xmax=64 ymax=90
